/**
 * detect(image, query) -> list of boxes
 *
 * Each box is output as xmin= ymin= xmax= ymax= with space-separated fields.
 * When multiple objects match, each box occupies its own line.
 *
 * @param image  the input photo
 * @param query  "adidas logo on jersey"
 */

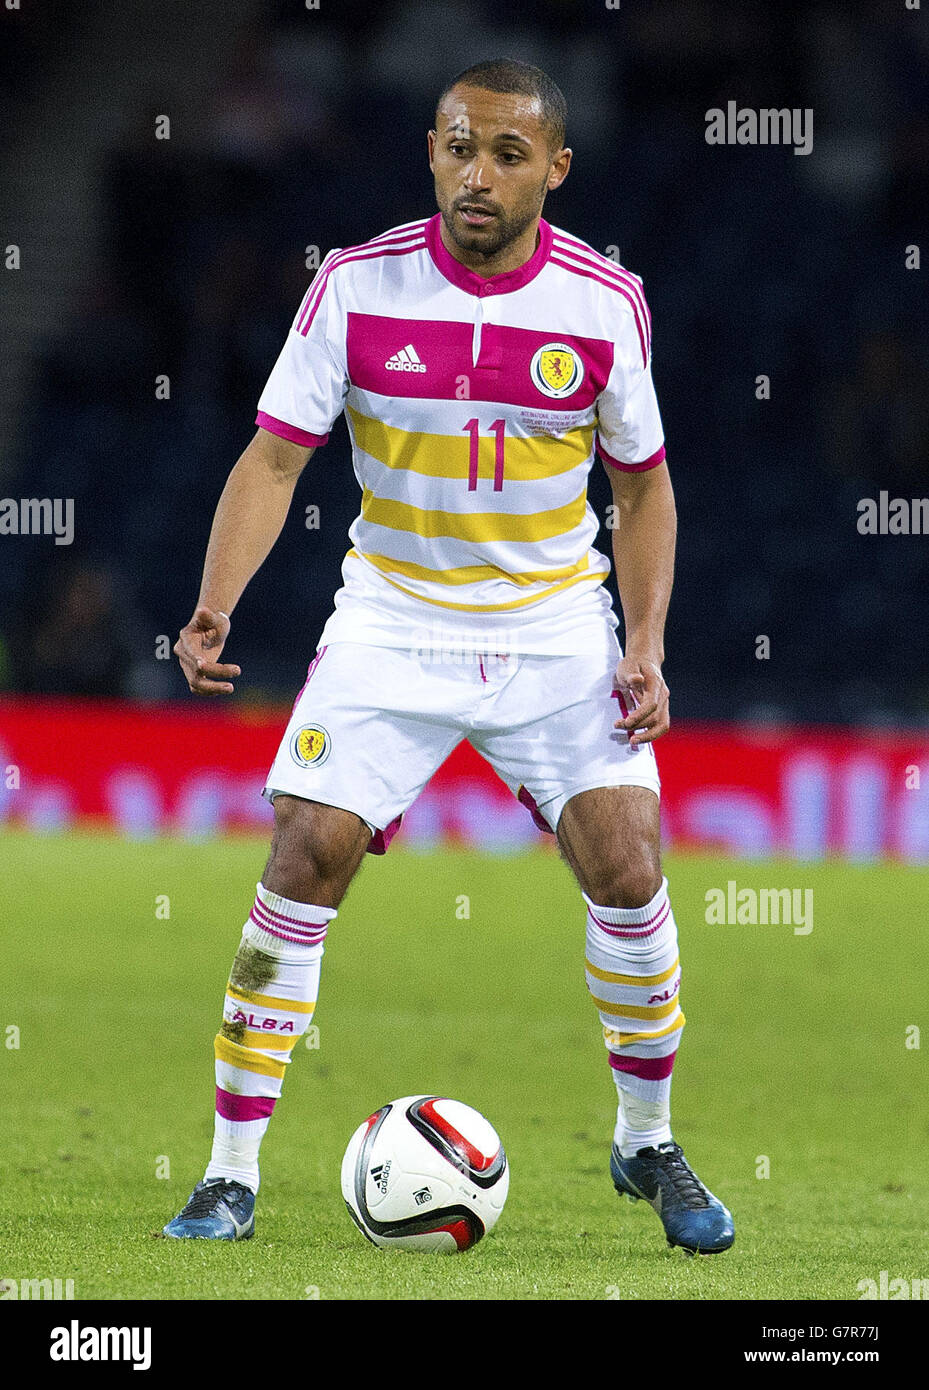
xmin=385 ymin=344 xmax=426 ymax=372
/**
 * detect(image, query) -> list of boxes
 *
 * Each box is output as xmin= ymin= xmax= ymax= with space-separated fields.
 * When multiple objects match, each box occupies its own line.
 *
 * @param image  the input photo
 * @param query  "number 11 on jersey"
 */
xmin=464 ymin=418 xmax=506 ymax=493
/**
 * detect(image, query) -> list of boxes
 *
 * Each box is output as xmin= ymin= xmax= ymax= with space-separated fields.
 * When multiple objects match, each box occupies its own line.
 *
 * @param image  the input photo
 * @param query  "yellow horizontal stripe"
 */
xmin=603 ymin=1012 xmax=686 ymax=1048
xmin=590 ymin=991 xmax=682 ymax=1021
xmin=360 ymin=486 xmax=587 ymax=543
xmin=214 ymin=1033 xmax=287 ymax=1079
xmin=242 ymin=1029 xmax=302 ymax=1052
xmin=357 ymin=547 xmax=590 ymax=589
xmin=585 ymin=956 xmax=680 ymax=988
xmin=226 ymin=983 xmax=315 ymax=1015
xmin=347 ymin=404 xmax=594 ymax=482
xmin=351 ymin=551 xmax=605 ymax=612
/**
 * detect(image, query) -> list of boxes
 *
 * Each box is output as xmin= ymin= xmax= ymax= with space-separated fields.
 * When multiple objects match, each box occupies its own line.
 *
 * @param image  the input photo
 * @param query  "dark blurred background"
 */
xmin=0 ymin=0 xmax=926 ymax=723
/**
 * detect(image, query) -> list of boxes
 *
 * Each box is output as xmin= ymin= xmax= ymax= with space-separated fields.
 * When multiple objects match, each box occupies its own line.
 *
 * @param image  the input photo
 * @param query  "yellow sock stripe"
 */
xmin=349 ymin=551 xmax=605 ymax=612
xmin=347 ymin=405 xmax=595 ymax=483
xmin=226 ymin=983 xmax=316 ymax=1014
xmin=603 ymin=1012 xmax=686 ymax=1048
xmin=240 ymin=1029 xmax=303 ymax=1052
xmin=360 ymin=485 xmax=588 ymax=543
xmin=589 ymin=991 xmax=682 ymax=1021
xmin=355 ymin=547 xmax=592 ymax=590
xmin=585 ymin=955 xmax=680 ymax=988
xmin=214 ymin=1033 xmax=287 ymax=1080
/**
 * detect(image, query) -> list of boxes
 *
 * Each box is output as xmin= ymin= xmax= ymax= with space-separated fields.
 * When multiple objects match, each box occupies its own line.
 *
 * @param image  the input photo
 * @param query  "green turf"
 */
xmin=1 ymin=828 xmax=926 ymax=1301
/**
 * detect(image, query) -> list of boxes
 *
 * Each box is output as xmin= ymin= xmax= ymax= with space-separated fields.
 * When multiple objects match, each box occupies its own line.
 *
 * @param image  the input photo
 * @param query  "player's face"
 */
xmin=429 ymin=86 xmax=571 ymax=261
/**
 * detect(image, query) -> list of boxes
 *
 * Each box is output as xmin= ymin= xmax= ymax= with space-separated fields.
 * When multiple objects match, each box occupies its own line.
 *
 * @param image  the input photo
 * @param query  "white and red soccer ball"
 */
xmin=341 ymin=1095 xmax=509 ymax=1253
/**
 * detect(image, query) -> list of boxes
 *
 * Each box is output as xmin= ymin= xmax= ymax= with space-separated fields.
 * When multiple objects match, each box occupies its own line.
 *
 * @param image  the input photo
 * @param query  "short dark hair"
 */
xmin=436 ymin=58 xmax=567 ymax=154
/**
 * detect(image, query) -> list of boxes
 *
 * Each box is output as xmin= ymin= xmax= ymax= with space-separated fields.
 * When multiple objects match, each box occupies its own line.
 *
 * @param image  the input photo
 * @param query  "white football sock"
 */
xmin=204 ymin=882 xmax=335 ymax=1193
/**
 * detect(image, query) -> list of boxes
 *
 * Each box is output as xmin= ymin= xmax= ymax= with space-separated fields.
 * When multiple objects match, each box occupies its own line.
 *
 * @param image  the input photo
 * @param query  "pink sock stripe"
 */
xmin=608 ymin=1049 xmax=677 ymax=1081
xmin=252 ymin=895 xmax=330 ymax=932
xmin=589 ymin=888 xmax=669 ymax=928
xmin=215 ymin=1087 xmax=278 ymax=1122
xmin=588 ymin=899 xmax=670 ymax=939
xmin=248 ymin=907 xmax=328 ymax=947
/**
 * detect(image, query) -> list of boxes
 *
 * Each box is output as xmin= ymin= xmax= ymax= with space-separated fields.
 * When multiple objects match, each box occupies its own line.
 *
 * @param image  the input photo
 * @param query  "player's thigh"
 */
xmin=473 ymin=644 xmax=661 ymax=881
xmin=556 ymin=783 xmax=662 ymax=908
xmin=263 ymin=640 xmax=463 ymax=848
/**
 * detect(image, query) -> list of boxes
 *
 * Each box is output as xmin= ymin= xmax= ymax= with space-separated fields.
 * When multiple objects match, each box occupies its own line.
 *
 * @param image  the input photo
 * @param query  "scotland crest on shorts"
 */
xmin=289 ymin=724 xmax=331 ymax=768
xmin=530 ymin=343 xmax=584 ymax=399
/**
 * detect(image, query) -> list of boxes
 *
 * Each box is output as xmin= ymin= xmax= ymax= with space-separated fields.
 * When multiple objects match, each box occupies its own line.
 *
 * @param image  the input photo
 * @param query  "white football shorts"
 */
xmin=262 ymin=637 xmax=660 ymax=852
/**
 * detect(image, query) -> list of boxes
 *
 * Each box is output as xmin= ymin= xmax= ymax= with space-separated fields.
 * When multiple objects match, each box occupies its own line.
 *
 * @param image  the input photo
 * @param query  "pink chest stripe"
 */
xmin=346 ymin=313 xmax=613 ymax=408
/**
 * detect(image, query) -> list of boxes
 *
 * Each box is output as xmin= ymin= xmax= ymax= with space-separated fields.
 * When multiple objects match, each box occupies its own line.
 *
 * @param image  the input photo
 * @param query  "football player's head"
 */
xmin=429 ymin=58 xmax=571 ymax=260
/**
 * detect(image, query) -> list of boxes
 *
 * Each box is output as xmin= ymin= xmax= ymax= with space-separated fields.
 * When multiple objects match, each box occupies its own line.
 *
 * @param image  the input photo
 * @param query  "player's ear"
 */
xmin=427 ymin=128 xmax=437 ymax=171
xmin=548 ymin=147 xmax=571 ymax=191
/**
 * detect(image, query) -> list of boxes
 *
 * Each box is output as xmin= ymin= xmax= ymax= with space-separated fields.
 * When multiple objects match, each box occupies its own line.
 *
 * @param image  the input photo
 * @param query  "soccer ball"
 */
xmin=341 ymin=1095 xmax=509 ymax=1253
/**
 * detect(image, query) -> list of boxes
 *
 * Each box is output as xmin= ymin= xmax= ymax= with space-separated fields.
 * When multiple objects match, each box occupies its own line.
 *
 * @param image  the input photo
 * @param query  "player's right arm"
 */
xmin=174 ymin=427 xmax=314 ymax=696
xmin=178 ymin=247 xmax=349 ymax=696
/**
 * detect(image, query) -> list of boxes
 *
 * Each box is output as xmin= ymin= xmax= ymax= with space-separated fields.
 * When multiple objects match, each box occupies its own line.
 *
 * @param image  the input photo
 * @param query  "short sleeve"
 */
xmin=595 ymin=286 xmax=666 ymax=472
xmin=256 ymin=251 xmax=349 ymax=447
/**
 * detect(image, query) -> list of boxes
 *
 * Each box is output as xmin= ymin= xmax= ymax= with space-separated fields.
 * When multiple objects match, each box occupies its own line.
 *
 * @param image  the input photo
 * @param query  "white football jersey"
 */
xmin=256 ymin=214 xmax=666 ymax=654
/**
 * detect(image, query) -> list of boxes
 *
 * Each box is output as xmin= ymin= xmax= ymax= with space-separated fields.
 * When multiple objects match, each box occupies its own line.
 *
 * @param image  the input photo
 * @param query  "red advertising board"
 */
xmin=0 ymin=697 xmax=926 ymax=861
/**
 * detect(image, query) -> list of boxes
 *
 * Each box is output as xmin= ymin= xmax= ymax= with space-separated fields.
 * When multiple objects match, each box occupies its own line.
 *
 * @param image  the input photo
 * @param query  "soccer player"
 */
xmin=166 ymin=58 xmax=734 ymax=1255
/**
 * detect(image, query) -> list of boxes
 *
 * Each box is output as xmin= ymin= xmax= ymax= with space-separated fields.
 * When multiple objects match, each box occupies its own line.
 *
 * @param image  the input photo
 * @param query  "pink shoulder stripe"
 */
xmin=368 ymin=219 xmax=429 ymax=243
xmin=297 ymin=237 xmax=426 ymax=337
xmin=296 ymin=232 xmax=427 ymax=333
xmin=550 ymin=254 xmax=648 ymax=366
xmin=291 ymin=286 xmax=313 ymax=332
xmin=293 ymin=249 xmax=344 ymax=332
xmin=551 ymin=230 xmax=649 ymax=299
xmin=298 ymin=241 xmax=426 ymax=336
xmin=551 ymin=234 xmax=652 ymax=342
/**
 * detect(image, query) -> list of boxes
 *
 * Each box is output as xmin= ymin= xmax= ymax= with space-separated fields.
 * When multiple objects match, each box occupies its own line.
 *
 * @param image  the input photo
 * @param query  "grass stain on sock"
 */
xmin=229 ymin=942 xmax=277 ymax=995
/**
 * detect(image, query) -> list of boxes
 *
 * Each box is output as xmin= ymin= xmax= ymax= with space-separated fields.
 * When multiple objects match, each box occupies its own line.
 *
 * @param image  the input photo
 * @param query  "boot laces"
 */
xmin=180 ymin=1180 xmax=247 ymax=1219
xmin=650 ymin=1143 xmax=710 ymax=1209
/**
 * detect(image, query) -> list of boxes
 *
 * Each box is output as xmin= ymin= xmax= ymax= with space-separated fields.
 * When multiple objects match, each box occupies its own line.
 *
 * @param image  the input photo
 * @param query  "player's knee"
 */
xmin=586 ymin=847 xmax=662 ymax=909
xmin=269 ymin=795 xmax=363 ymax=887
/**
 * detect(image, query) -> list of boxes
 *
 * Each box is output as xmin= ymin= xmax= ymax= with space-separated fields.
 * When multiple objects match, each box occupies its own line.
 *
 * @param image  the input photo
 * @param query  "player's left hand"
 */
xmin=613 ymin=656 xmax=670 ymax=747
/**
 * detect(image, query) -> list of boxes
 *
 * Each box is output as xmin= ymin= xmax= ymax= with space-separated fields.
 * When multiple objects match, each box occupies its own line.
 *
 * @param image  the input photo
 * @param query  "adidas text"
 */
xmin=385 ymin=345 xmax=426 ymax=373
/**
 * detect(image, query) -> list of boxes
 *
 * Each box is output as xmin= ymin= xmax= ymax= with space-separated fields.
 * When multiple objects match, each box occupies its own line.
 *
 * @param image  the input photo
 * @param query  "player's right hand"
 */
xmin=174 ymin=606 xmax=241 ymax=696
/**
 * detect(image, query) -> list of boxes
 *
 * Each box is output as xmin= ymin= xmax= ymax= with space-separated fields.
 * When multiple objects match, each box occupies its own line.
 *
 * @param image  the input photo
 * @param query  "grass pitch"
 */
xmin=1 ymin=828 xmax=926 ymax=1301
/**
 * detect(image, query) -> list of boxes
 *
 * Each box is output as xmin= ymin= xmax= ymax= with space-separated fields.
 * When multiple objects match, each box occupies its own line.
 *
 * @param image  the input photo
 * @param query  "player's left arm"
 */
xmin=606 ymin=458 xmax=677 ymax=747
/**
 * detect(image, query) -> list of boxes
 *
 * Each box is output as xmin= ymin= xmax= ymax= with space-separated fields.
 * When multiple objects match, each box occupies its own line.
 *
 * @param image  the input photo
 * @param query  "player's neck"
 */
xmin=438 ymin=217 xmax=541 ymax=279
